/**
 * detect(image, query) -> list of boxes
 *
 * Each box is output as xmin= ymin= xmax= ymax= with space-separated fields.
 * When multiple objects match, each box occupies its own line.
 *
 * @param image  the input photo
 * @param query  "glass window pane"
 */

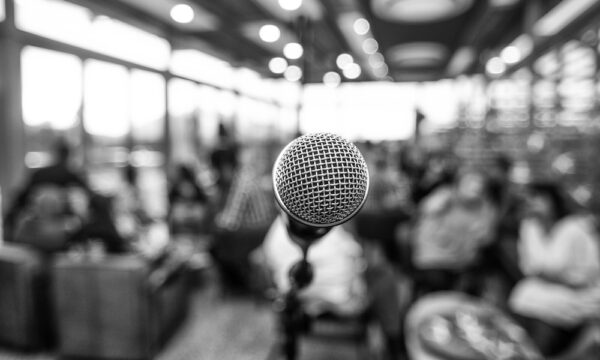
xmin=21 ymin=46 xmax=83 ymax=168
xmin=84 ymin=60 xmax=130 ymax=140
xmin=16 ymin=0 xmax=170 ymax=70
xmin=170 ymin=49 xmax=235 ymax=89
xmin=0 ymin=0 xmax=5 ymax=22
xmin=131 ymin=69 xmax=165 ymax=144
xmin=16 ymin=0 xmax=92 ymax=48
xmin=168 ymin=79 xmax=198 ymax=163
xmin=22 ymin=46 xmax=82 ymax=130
xmin=90 ymin=16 xmax=170 ymax=70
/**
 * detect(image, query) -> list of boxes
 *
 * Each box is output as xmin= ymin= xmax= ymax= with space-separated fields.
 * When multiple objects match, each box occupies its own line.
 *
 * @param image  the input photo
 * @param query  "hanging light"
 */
xmin=170 ymin=4 xmax=194 ymax=24
xmin=284 ymin=65 xmax=302 ymax=82
xmin=259 ymin=24 xmax=281 ymax=43
xmin=269 ymin=57 xmax=288 ymax=74
xmin=336 ymin=53 xmax=354 ymax=70
xmin=283 ymin=43 xmax=304 ymax=59
xmin=279 ymin=0 xmax=303 ymax=11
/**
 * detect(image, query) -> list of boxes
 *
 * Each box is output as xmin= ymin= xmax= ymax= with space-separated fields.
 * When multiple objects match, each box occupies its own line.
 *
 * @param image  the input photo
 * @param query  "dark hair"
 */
xmin=527 ymin=182 xmax=571 ymax=221
xmin=54 ymin=139 xmax=71 ymax=162
xmin=493 ymin=154 xmax=512 ymax=174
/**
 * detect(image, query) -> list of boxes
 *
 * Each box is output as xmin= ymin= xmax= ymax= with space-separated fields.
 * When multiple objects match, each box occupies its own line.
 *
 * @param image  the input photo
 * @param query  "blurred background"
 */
xmin=1 ymin=0 xmax=600 ymax=360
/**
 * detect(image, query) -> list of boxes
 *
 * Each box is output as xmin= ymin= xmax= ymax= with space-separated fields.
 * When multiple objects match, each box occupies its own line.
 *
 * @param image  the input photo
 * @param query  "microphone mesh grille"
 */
xmin=274 ymin=133 xmax=369 ymax=226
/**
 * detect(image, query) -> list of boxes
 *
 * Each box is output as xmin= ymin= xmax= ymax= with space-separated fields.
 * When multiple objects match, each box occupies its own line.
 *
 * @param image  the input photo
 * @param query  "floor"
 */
xmin=0 ymin=274 xmax=366 ymax=360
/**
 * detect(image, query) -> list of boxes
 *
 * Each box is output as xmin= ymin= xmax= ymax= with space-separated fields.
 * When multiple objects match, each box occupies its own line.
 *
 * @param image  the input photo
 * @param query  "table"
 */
xmin=405 ymin=292 xmax=543 ymax=360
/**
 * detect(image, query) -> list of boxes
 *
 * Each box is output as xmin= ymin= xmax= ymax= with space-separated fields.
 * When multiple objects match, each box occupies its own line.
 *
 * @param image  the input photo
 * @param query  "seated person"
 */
xmin=411 ymin=169 xmax=498 ymax=296
xmin=259 ymin=215 xmax=403 ymax=356
xmin=168 ymin=164 xmax=209 ymax=234
xmin=509 ymin=182 xmax=600 ymax=357
xmin=12 ymin=185 xmax=83 ymax=252
xmin=5 ymin=140 xmax=89 ymax=241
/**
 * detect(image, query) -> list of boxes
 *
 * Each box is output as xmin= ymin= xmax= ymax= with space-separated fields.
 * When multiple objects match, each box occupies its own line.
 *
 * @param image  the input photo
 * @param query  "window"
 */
xmin=131 ymin=69 xmax=166 ymax=144
xmin=16 ymin=0 xmax=170 ymax=69
xmin=22 ymin=46 xmax=82 ymax=130
xmin=0 ymin=0 xmax=5 ymax=22
xmin=84 ymin=60 xmax=130 ymax=140
xmin=168 ymin=79 xmax=198 ymax=163
xmin=170 ymin=49 xmax=235 ymax=89
xmin=21 ymin=46 xmax=83 ymax=168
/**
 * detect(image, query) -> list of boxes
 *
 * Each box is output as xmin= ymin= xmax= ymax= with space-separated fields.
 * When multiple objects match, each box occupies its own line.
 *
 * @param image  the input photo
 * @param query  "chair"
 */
xmin=0 ymin=243 xmax=51 ymax=349
xmin=51 ymin=252 xmax=189 ymax=359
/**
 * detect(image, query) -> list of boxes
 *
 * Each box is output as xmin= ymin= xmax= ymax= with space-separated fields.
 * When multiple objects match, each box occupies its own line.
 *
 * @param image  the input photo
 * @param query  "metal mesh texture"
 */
xmin=273 ymin=133 xmax=369 ymax=226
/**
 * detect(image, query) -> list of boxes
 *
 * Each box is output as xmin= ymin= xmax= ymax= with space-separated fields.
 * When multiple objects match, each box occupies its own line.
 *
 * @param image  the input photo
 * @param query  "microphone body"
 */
xmin=272 ymin=133 xmax=369 ymax=247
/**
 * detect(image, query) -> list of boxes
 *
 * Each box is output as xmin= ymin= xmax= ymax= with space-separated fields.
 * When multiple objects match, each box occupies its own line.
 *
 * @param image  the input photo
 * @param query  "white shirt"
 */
xmin=260 ymin=216 xmax=368 ymax=316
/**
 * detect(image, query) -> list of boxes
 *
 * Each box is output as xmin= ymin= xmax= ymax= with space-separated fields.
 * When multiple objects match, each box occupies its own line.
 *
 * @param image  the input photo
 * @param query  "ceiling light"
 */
xmin=486 ymin=57 xmax=506 ymax=75
xmin=284 ymin=65 xmax=302 ymax=82
xmin=353 ymin=18 xmax=370 ymax=35
xmin=500 ymin=45 xmax=521 ymax=64
xmin=323 ymin=72 xmax=341 ymax=87
xmin=371 ymin=0 xmax=473 ymax=23
xmin=369 ymin=53 xmax=385 ymax=68
xmin=269 ymin=57 xmax=288 ymax=74
xmin=279 ymin=0 xmax=303 ymax=11
xmin=170 ymin=4 xmax=195 ymax=24
xmin=343 ymin=63 xmax=361 ymax=79
xmin=336 ymin=53 xmax=354 ymax=69
xmin=373 ymin=64 xmax=389 ymax=78
xmin=362 ymin=38 xmax=379 ymax=54
xmin=283 ymin=43 xmax=303 ymax=59
xmin=259 ymin=24 xmax=281 ymax=43
xmin=533 ymin=0 xmax=596 ymax=37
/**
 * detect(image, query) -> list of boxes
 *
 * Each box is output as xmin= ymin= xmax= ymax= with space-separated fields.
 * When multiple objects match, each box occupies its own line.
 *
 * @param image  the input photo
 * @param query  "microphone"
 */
xmin=272 ymin=133 xmax=369 ymax=248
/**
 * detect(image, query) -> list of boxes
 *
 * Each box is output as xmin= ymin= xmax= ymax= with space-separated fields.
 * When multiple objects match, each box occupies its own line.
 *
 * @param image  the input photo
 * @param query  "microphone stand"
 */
xmin=275 ymin=215 xmax=330 ymax=360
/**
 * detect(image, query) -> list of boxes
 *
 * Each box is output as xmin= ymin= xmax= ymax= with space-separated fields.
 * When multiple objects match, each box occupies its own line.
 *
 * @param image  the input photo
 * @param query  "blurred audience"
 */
xmin=411 ymin=169 xmax=498 ymax=296
xmin=168 ymin=164 xmax=209 ymax=234
xmin=210 ymin=146 xmax=277 ymax=293
xmin=509 ymin=182 xmax=600 ymax=356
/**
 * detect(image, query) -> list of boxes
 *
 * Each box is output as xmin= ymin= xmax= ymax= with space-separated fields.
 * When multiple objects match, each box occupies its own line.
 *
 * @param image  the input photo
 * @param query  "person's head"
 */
xmin=489 ymin=154 xmax=512 ymax=182
xmin=524 ymin=182 xmax=570 ymax=223
xmin=176 ymin=164 xmax=196 ymax=183
xmin=54 ymin=139 xmax=71 ymax=164
xmin=455 ymin=170 xmax=488 ymax=202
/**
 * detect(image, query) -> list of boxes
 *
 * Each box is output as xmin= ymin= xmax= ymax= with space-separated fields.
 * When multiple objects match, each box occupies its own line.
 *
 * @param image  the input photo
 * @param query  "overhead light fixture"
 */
xmin=446 ymin=47 xmax=475 ymax=76
xmin=259 ymin=24 xmax=281 ymax=43
xmin=500 ymin=45 xmax=521 ymax=64
xmin=279 ymin=0 xmax=303 ymax=11
xmin=170 ymin=4 xmax=195 ymax=24
xmin=353 ymin=18 xmax=370 ymax=35
xmin=336 ymin=53 xmax=354 ymax=69
xmin=362 ymin=38 xmax=379 ymax=54
xmin=486 ymin=56 xmax=506 ymax=75
xmin=284 ymin=65 xmax=302 ymax=82
xmin=269 ymin=57 xmax=288 ymax=74
xmin=343 ymin=63 xmax=361 ymax=79
xmin=368 ymin=53 xmax=385 ymax=68
xmin=323 ymin=72 xmax=341 ymax=87
xmin=373 ymin=64 xmax=389 ymax=78
xmin=283 ymin=42 xmax=303 ymax=59
xmin=533 ymin=0 xmax=597 ymax=37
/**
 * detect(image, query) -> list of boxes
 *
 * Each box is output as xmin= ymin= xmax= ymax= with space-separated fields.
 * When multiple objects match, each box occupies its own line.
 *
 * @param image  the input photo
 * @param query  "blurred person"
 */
xmin=258 ymin=215 xmax=404 ymax=358
xmin=210 ymin=146 xmax=277 ymax=293
xmin=210 ymin=122 xmax=238 ymax=204
xmin=411 ymin=150 xmax=457 ymax=205
xmin=411 ymin=169 xmax=498 ymax=296
xmin=113 ymin=164 xmax=153 ymax=241
xmin=12 ymin=185 xmax=83 ymax=252
xmin=356 ymin=149 xmax=413 ymax=266
xmin=5 ymin=139 xmax=89 ymax=240
xmin=509 ymin=182 xmax=600 ymax=357
xmin=168 ymin=164 xmax=209 ymax=234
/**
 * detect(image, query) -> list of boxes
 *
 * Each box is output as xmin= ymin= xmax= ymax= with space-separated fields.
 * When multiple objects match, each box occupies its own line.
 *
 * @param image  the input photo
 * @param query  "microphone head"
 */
xmin=273 ymin=133 xmax=369 ymax=228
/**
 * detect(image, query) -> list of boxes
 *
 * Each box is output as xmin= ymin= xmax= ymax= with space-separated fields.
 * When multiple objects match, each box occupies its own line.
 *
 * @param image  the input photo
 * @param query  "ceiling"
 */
xmin=104 ymin=0 xmax=595 ymax=83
